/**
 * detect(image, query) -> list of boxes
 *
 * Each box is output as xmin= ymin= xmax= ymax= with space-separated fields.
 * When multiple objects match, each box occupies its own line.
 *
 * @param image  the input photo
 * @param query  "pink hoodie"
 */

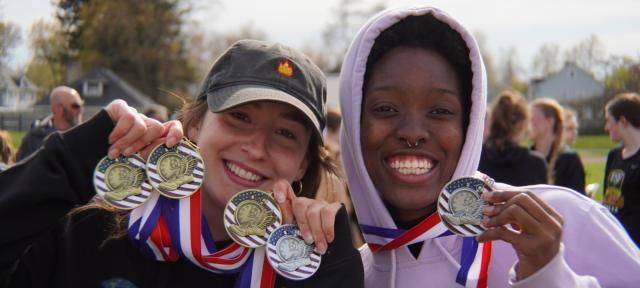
xmin=339 ymin=5 xmax=640 ymax=287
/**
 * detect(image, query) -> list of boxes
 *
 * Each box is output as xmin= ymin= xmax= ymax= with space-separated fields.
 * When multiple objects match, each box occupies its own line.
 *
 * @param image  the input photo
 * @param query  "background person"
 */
xmin=480 ymin=90 xmax=547 ymax=186
xmin=339 ymin=6 xmax=640 ymax=287
xmin=563 ymin=107 xmax=579 ymax=146
xmin=16 ymin=86 xmax=84 ymax=161
xmin=603 ymin=92 xmax=640 ymax=247
xmin=530 ymin=98 xmax=586 ymax=194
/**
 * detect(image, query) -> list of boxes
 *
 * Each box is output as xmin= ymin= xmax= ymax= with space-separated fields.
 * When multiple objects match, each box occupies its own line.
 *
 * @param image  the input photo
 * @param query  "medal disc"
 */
xmin=223 ymin=189 xmax=282 ymax=248
xmin=267 ymin=224 xmax=321 ymax=280
xmin=94 ymin=154 xmax=153 ymax=210
xmin=437 ymin=177 xmax=490 ymax=236
xmin=146 ymin=139 xmax=204 ymax=199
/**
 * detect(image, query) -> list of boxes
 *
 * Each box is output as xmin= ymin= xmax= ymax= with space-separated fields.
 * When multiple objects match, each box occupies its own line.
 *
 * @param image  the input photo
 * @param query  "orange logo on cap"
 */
xmin=277 ymin=59 xmax=293 ymax=77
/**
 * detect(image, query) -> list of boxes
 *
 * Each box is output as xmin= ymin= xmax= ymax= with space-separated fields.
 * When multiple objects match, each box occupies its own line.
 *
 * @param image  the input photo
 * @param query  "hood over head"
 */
xmin=339 ymin=6 xmax=487 ymax=231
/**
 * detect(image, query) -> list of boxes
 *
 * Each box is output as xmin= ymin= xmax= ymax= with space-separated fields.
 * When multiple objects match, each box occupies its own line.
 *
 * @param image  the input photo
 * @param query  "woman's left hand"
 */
xmin=272 ymin=179 xmax=342 ymax=255
xmin=477 ymin=190 xmax=563 ymax=280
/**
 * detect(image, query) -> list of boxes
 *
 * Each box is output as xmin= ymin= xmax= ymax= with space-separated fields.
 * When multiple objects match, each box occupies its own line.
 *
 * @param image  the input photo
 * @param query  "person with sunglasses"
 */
xmin=16 ymin=86 xmax=85 ymax=161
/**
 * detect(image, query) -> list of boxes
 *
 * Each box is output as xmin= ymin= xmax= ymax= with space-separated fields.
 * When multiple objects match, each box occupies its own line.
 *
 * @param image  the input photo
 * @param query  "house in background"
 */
xmin=528 ymin=62 xmax=606 ymax=132
xmin=34 ymin=67 xmax=156 ymax=120
xmin=0 ymin=65 xmax=38 ymax=112
xmin=1 ymin=67 xmax=158 ymax=131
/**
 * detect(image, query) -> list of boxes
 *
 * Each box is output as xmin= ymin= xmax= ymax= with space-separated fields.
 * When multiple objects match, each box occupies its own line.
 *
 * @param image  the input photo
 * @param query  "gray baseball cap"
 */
xmin=199 ymin=40 xmax=327 ymax=142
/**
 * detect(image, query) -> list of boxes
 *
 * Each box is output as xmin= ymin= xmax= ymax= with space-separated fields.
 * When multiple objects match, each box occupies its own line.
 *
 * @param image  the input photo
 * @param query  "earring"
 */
xmin=292 ymin=181 xmax=303 ymax=195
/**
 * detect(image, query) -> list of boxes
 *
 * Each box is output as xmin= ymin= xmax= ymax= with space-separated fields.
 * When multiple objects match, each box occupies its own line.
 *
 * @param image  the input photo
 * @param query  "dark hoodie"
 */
xmin=16 ymin=115 xmax=57 ymax=161
xmin=479 ymin=141 xmax=547 ymax=186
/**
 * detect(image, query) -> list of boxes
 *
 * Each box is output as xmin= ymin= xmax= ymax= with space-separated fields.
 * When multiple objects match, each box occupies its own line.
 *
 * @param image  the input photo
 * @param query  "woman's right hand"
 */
xmin=105 ymin=100 xmax=183 ymax=159
xmin=272 ymin=179 xmax=342 ymax=255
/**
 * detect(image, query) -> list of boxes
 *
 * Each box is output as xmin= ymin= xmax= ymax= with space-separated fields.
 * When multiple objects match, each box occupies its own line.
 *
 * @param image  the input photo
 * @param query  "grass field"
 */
xmin=7 ymin=131 xmax=25 ymax=151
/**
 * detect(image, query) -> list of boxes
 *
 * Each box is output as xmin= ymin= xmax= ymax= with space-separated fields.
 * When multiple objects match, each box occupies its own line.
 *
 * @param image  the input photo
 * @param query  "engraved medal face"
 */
xmin=223 ymin=189 xmax=282 ymax=248
xmin=267 ymin=224 xmax=321 ymax=280
xmin=437 ymin=177 xmax=490 ymax=236
xmin=94 ymin=155 xmax=152 ymax=210
xmin=146 ymin=139 xmax=204 ymax=199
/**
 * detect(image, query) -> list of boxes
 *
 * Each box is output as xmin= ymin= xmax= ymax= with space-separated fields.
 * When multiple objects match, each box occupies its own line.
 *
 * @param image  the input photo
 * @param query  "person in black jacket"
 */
xmin=529 ymin=98 xmax=586 ymax=194
xmin=16 ymin=86 xmax=84 ymax=161
xmin=603 ymin=92 xmax=640 ymax=246
xmin=480 ymin=90 xmax=547 ymax=186
xmin=0 ymin=40 xmax=363 ymax=288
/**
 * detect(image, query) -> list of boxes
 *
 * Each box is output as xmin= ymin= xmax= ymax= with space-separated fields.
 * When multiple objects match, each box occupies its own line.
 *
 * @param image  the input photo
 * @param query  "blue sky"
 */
xmin=3 ymin=0 xmax=639 ymax=75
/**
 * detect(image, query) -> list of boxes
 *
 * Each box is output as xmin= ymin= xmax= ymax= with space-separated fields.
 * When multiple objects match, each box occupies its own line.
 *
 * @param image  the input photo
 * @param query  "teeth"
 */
xmin=226 ymin=162 xmax=263 ymax=182
xmin=389 ymin=158 xmax=433 ymax=175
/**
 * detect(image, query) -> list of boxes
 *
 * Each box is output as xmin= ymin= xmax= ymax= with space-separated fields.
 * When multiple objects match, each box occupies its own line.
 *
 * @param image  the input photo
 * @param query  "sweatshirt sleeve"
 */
xmin=0 ymin=110 xmax=114 ymax=271
xmin=509 ymin=202 xmax=640 ymax=287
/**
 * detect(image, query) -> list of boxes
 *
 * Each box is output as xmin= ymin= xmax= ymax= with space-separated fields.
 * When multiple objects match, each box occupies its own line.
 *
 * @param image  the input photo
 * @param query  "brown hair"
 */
xmin=531 ymin=98 xmax=564 ymax=183
xmin=0 ymin=130 xmax=15 ymax=165
xmin=606 ymin=92 xmax=640 ymax=128
xmin=326 ymin=106 xmax=342 ymax=133
xmin=487 ymin=90 xmax=528 ymax=150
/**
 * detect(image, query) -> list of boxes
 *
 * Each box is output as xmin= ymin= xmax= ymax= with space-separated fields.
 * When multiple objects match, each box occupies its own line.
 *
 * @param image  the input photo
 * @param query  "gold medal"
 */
xmin=146 ymin=138 xmax=204 ymax=199
xmin=94 ymin=154 xmax=152 ymax=210
xmin=224 ymin=189 xmax=282 ymax=248
xmin=437 ymin=177 xmax=490 ymax=236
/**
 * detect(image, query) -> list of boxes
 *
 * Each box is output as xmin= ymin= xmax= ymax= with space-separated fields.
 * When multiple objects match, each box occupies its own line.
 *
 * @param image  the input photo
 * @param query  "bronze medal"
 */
xmin=94 ymin=154 xmax=152 ymax=210
xmin=437 ymin=177 xmax=490 ymax=236
xmin=146 ymin=138 xmax=204 ymax=199
xmin=223 ymin=189 xmax=282 ymax=248
xmin=267 ymin=224 xmax=321 ymax=280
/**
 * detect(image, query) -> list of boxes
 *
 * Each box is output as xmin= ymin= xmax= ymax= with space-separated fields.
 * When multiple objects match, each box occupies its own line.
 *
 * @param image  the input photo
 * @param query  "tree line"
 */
xmin=1 ymin=0 xmax=638 ymax=111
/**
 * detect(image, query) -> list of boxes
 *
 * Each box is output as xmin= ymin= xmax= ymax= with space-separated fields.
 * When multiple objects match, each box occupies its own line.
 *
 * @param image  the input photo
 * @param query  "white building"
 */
xmin=0 ymin=66 xmax=38 ymax=111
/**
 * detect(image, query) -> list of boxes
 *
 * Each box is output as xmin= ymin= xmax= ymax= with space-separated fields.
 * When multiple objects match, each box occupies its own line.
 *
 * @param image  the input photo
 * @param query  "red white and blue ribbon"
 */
xmin=128 ymin=189 xmax=276 ymax=288
xmin=359 ymin=174 xmax=494 ymax=288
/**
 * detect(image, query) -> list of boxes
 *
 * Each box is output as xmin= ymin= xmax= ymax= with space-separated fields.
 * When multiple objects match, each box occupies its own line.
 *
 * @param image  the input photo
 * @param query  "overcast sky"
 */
xmin=3 ymin=0 xmax=640 ymax=75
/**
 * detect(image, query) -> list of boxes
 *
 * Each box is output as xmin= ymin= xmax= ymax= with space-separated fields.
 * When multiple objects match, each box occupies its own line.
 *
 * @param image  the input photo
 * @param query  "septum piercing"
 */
xmin=406 ymin=139 xmax=420 ymax=148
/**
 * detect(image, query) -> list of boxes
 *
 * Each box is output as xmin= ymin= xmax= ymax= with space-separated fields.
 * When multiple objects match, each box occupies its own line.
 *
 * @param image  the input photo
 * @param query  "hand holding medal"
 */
xmin=223 ymin=180 xmax=335 ymax=280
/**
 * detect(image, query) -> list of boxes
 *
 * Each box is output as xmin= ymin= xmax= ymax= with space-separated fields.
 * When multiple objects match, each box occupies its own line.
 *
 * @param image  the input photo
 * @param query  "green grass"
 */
xmin=574 ymin=135 xmax=618 ymax=150
xmin=7 ymin=131 xmax=25 ymax=150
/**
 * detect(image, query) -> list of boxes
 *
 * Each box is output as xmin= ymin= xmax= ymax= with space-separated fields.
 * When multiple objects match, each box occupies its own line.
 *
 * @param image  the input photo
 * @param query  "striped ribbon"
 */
xmin=359 ymin=173 xmax=494 ymax=288
xmin=128 ymin=189 xmax=275 ymax=288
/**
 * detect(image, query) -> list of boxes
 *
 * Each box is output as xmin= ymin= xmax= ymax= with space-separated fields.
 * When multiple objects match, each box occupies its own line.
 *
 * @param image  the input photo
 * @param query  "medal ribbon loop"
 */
xmin=128 ymin=189 xmax=275 ymax=288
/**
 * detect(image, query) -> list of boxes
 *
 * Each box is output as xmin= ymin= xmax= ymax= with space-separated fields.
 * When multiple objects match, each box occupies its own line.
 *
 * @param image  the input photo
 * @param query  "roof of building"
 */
xmin=36 ymin=67 xmax=154 ymax=107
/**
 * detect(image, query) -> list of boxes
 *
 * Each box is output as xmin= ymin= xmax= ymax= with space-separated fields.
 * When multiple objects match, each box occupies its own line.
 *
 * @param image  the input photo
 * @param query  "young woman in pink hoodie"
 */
xmin=339 ymin=5 xmax=640 ymax=287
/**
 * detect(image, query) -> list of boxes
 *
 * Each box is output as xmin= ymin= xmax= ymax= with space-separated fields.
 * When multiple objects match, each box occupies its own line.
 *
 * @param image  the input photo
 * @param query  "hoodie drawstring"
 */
xmin=390 ymin=249 xmax=397 ymax=288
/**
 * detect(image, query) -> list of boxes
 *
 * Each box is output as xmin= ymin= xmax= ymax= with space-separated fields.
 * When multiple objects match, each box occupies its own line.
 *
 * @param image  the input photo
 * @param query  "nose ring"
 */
xmin=406 ymin=139 xmax=421 ymax=148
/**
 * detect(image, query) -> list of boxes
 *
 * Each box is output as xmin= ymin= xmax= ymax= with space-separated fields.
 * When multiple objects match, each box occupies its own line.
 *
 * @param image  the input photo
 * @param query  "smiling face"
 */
xmin=361 ymin=47 xmax=464 ymax=221
xmin=192 ymin=101 xmax=312 ymax=212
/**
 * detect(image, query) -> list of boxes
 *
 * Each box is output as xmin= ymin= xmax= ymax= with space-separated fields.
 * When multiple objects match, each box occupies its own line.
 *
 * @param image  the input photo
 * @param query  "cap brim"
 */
xmin=207 ymin=85 xmax=323 ymax=143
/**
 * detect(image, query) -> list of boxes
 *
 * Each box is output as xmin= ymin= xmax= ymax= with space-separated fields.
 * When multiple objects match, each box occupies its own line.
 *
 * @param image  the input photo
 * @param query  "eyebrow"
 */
xmin=367 ymin=84 xmax=460 ymax=97
xmin=281 ymin=111 xmax=310 ymax=130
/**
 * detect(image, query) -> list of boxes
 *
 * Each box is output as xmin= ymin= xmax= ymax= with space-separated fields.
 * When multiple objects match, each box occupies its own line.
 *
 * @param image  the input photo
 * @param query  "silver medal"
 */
xmin=267 ymin=224 xmax=321 ymax=280
xmin=437 ymin=177 xmax=490 ymax=236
